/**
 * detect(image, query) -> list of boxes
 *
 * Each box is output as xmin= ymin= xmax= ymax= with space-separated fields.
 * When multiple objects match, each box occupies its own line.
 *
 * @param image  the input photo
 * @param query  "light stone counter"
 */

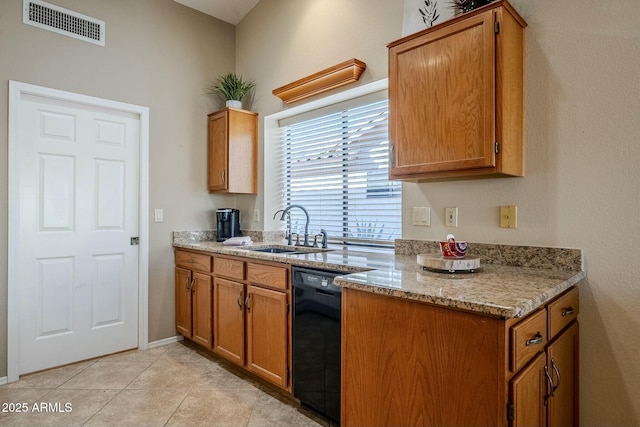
xmin=172 ymin=231 xmax=585 ymax=319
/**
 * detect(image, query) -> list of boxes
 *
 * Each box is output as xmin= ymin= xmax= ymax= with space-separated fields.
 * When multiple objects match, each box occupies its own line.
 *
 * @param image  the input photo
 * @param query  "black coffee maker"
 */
xmin=216 ymin=208 xmax=241 ymax=242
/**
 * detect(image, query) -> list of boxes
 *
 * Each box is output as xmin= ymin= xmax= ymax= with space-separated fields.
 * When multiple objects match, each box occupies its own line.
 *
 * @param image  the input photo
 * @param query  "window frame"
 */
xmin=264 ymin=79 xmax=400 ymax=247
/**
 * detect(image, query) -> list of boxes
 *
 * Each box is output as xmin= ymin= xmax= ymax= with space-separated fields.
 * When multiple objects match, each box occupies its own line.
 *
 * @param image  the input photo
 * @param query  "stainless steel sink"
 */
xmin=241 ymin=245 xmax=332 ymax=255
xmin=251 ymin=247 xmax=299 ymax=254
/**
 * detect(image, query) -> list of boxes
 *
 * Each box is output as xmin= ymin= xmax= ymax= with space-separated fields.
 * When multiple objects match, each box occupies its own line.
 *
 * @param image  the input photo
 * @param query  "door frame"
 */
xmin=7 ymin=80 xmax=150 ymax=382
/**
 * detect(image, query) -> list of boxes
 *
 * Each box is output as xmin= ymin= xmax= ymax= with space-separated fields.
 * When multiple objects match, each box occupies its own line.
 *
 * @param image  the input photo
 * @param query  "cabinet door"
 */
xmin=191 ymin=272 xmax=213 ymax=348
xmin=547 ymin=322 xmax=579 ymax=427
xmin=213 ymin=277 xmax=245 ymax=366
xmin=226 ymin=109 xmax=258 ymax=193
xmin=175 ymin=267 xmax=192 ymax=337
xmin=208 ymin=110 xmax=228 ymax=192
xmin=389 ymin=9 xmax=496 ymax=178
xmin=246 ymin=285 xmax=288 ymax=388
xmin=510 ymin=352 xmax=546 ymax=427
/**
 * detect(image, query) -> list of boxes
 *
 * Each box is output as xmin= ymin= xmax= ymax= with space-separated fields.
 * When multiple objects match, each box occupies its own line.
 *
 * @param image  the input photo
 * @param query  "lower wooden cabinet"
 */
xmin=174 ymin=251 xmax=213 ymax=349
xmin=510 ymin=322 xmax=579 ymax=427
xmin=213 ymin=262 xmax=291 ymax=390
xmin=546 ymin=322 xmax=579 ymax=427
xmin=176 ymin=250 xmax=291 ymax=391
xmin=213 ymin=277 xmax=245 ymax=365
xmin=342 ymin=286 xmax=579 ymax=427
xmin=191 ymin=272 xmax=213 ymax=348
xmin=246 ymin=284 xmax=289 ymax=388
xmin=510 ymin=352 xmax=547 ymax=427
xmin=175 ymin=267 xmax=192 ymax=337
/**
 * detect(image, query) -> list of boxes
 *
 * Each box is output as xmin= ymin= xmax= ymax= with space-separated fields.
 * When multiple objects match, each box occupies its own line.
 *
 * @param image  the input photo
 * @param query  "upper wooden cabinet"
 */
xmin=207 ymin=107 xmax=258 ymax=193
xmin=387 ymin=1 xmax=526 ymax=181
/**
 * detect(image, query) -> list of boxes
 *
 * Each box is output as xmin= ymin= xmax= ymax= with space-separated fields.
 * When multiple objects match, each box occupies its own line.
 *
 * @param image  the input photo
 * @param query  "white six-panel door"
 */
xmin=9 ymin=83 xmax=146 ymax=375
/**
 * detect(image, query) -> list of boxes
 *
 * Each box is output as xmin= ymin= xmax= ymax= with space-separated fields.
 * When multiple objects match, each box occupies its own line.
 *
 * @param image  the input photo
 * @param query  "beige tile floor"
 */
xmin=0 ymin=341 xmax=328 ymax=427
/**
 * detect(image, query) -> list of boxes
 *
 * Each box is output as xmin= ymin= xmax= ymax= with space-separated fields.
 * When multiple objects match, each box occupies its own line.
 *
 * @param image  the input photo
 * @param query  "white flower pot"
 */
xmin=226 ymin=100 xmax=242 ymax=109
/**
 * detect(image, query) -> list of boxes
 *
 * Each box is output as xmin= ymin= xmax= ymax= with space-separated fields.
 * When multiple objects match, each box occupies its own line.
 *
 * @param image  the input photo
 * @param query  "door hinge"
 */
xmin=495 ymin=22 xmax=500 ymax=34
xmin=286 ymin=368 xmax=290 ymax=382
xmin=507 ymin=401 xmax=514 ymax=422
xmin=130 ymin=236 xmax=139 ymax=245
xmin=494 ymin=141 xmax=500 ymax=154
xmin=286 ymin=303 xmax=290 ymax=313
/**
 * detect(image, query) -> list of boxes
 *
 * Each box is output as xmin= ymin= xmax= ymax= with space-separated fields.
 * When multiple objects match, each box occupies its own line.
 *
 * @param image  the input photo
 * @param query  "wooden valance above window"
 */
xmin=272 ymin=58 xmax=366 ymax=104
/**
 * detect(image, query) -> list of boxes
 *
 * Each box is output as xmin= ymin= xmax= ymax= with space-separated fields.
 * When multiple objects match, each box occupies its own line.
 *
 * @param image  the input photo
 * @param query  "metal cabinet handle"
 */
xmin=551 ymin=359 xmax=561 ymax=395
xmin=187 ymin=258 xmax=195 ymax=263
xmin=561 ymin=307 xmax=575 ymax=317
xmin=190 ymin=279 xmax=195 ymax=293
xmin=526 ymin=332 xmax=543 ymax=346
xmin=544 ymin=365 xmax=553 ymax=406
xmin=237 ymin=291 xmax=243 ymax=310
xmin=221 ymin=170 xmax=226 ymax=184
xmin=245 ymin=295 xmax=251 ymax=312
xmin=185 ymin=277 xmax=191 ymax=290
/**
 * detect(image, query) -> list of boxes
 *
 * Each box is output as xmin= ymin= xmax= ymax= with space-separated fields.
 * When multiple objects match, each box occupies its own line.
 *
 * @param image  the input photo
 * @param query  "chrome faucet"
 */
xmin=274 ymin=204 xmax=311 ymax=247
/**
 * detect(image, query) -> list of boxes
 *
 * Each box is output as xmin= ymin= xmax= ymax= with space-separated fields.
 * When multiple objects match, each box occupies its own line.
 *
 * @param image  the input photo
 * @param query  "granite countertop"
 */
xmin=173 ymin=234 xmax=585 ymax=319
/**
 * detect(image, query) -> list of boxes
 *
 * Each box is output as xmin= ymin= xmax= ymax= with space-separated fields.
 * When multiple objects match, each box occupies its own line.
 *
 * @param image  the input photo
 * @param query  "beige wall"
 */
xmin=237 ymin=0 xmax=640 ymax=425
xmin=1 ymin=0 xmax=638 ymax=425
xmin=0 ymin=0 xmax=237 ymax=375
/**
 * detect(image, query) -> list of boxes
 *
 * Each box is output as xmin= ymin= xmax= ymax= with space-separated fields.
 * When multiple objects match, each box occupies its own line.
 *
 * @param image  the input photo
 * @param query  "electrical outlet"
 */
xmin=500 ymin=205 xmax=517 ymax=228
xmin=254 ymin=209 xmax=260 ymax=222
xmin=445 ymin=207 xmax=458 ymax=227
xmin=412 ymin=207 xmax=431 ymax=226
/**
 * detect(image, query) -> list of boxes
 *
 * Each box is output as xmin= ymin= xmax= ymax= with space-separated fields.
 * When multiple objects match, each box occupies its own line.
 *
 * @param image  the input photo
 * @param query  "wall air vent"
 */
xmin=23 ymin=0 xmax=105 ymax=46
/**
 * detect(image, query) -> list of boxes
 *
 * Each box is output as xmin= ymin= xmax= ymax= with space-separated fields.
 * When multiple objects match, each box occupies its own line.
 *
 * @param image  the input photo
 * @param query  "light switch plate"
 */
xmin=412 ymin=207 xmax=431 ymax=226
xmin=445 ymin=207 xmax=458 ymax=227
xmin=154 ymin=208 xmax=163 ymax=223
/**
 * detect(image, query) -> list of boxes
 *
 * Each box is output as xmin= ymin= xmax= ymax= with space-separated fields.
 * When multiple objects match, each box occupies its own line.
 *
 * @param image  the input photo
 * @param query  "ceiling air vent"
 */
xmin=23 ymin=0 xmax=105 ymax=46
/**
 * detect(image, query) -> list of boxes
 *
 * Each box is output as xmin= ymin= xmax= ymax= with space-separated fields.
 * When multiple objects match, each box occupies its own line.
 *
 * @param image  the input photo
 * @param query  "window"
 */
xmin=276 ymin=91 xmax=401 ymax=246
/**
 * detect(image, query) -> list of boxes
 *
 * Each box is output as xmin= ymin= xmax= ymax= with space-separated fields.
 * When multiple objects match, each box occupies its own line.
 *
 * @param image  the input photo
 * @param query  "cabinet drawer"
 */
xmin=175 ymin=250 xmax=212 ymax=273
xmin=548 ymin=287 xmax=579 ymax=340
xmin=510 ymin=308 xmax=547 ymax=372
xmin=214 ymin=257 xmax=245 ymax=280
xmin=247 ymin=263 xmax=288 ymax=291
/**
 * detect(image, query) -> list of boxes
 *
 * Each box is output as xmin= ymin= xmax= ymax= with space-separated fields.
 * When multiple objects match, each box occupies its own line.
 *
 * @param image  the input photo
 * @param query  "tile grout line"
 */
xmin=81 ymin=348 xmax=167 ymax=426
xmin=79 ymin=388 xmax=127 ymax=427
xmin=161 ymin=349 xmax=218 ymax=427
xmin=81 ymin=350 xmax=164 ymax=426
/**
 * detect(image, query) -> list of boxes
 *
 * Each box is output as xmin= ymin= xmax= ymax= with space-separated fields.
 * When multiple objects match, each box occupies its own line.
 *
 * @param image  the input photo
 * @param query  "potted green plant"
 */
xmin=207 ymin=72 xmax=255 ymax=109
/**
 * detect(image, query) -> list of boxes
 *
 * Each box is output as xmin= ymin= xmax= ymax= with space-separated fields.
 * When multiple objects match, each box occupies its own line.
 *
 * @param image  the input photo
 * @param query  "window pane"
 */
xmin=282 ymin=99 xmax=401 ymax=244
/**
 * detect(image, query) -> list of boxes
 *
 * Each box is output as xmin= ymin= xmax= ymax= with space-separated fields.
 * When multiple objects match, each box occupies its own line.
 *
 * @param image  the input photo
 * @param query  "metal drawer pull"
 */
xmin=187 ymin=258 xmax=195 ymax=263
xmin=561 ymin=307 xmax=575 ymax=317
xmin=544 ymin=365 xmax=553 ymax=405
xmin=526 ymin=332 xmax=543 ymax=346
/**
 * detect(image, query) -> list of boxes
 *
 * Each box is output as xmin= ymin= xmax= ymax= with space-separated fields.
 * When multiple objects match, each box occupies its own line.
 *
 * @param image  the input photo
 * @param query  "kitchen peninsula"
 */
xmin=173 ymin=232 xmax=584 ymax=426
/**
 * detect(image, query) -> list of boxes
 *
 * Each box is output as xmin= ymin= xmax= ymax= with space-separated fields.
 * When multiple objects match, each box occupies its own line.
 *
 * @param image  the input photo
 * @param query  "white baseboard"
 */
xmin=0 ymin=376 xmax=7 ymax=385
xmin=148 ymin=335 xmax=183 ymax=349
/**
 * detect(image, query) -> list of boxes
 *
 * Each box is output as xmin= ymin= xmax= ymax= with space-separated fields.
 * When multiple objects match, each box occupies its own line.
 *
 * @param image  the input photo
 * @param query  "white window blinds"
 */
xmin=277 ymin=93 xmax=401 ymax=245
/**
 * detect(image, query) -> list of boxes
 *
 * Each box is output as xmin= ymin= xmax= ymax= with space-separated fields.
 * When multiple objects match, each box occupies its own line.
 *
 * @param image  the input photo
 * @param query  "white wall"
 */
xmin=237 ymin=0 xmax=640 ymax=425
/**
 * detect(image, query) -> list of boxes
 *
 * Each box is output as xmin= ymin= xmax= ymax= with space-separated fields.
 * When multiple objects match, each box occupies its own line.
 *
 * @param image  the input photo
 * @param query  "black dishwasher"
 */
xmin=292 ymin=266 xmax=342 ymax=423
